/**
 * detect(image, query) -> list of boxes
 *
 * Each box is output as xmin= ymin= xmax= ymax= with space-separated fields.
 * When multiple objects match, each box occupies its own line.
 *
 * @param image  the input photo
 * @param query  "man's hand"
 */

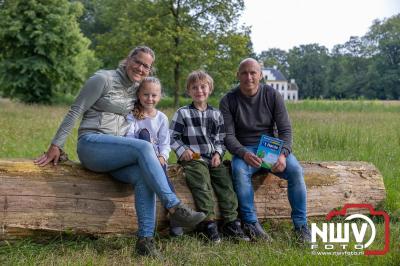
xmin=180 ymin=149 xmax=194 ymax=161
xmin=211 ymin=153 xmax=221 ymax=168
xmin=34 ymin=144 xmax=61 ymax=166
xmin=271 ymin=154 xmax=286 ymax=173
xmin=243 ymin=152 xmax=262 ymax=168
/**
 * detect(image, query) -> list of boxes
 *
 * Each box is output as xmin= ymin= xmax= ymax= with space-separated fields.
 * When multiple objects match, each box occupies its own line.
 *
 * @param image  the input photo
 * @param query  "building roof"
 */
xmin=288 ymin=82 xmax=299 ymax=91
xmin=262 ymin=67 xmax=287 ymax=81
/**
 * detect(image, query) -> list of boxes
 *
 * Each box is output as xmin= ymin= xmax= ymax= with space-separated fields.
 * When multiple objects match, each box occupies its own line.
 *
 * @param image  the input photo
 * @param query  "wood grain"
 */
xmin=0 ymin=159 xmax=385 ymax=239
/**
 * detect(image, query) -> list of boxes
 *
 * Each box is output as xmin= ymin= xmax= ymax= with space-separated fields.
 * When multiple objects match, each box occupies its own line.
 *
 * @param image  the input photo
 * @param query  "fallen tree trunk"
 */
xmin=0 ymin=159 xmax=385 ymax=239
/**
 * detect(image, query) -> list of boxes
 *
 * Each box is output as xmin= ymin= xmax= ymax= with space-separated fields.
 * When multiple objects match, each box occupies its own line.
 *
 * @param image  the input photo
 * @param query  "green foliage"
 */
xmin=365 ymin=14 xmax=400 ymax=100
xmin=258 ymin=14 xmax=400 ymax=100
xmin=326 ymin=37 xmax=371 ymax=99
xmin=258 ymin=48 xmax=289 ymax=78
xmin=0 ymin=0 xmax=100 ymax=104
xmin=89 ymin=0 xmax=251 ymax=107
xmin=287 ymin=44 xmax=329 ymax=99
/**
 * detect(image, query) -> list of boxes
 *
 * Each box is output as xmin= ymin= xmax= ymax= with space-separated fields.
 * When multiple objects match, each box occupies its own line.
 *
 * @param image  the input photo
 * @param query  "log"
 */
xmin=0 ymin=159 xmax=385 ymax=240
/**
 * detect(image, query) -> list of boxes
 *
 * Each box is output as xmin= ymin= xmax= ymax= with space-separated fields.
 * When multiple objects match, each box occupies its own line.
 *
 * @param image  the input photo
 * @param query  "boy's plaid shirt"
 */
xmin=170 ymin=103 xmax=226 ymax=161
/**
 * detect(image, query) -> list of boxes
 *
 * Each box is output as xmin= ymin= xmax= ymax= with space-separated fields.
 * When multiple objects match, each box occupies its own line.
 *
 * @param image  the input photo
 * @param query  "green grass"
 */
xmin=1 ymin=98 xmax=399 ymax=265
xmin=0 ymin=222 xmax=398 ymax=265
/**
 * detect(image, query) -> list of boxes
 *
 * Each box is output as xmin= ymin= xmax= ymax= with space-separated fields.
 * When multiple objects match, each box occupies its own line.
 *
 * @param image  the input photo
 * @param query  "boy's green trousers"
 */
xmin=179 ymin=160 xmax=238 ymax=223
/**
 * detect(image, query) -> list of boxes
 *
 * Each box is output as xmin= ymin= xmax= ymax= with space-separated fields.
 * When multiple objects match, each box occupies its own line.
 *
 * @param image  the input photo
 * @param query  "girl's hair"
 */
xmin=132 ymin=77 xmax=162 ymax=120
xmin=185 ymin=70 xmax=214 ymax=92
xmin=119 ymin=46 xmax=155 ymax=72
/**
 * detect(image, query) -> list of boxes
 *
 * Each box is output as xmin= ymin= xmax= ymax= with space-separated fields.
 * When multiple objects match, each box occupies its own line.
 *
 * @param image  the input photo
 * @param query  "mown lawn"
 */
xmin=0 ymin=98 xmax=399 ymax=265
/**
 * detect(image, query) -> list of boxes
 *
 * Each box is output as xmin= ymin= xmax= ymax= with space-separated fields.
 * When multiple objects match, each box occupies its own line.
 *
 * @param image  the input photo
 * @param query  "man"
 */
xmin=219 ymin=58 xmax=310 ymax=242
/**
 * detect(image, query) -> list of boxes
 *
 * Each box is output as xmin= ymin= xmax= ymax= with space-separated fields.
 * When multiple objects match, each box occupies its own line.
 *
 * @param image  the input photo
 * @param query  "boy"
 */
xmin=170 ymin=70 xmax=249 ymax=243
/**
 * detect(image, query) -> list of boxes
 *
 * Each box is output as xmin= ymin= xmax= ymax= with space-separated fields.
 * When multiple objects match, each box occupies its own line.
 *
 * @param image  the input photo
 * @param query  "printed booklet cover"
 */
xmin=256 ymin=135 xmax=284 ymax=169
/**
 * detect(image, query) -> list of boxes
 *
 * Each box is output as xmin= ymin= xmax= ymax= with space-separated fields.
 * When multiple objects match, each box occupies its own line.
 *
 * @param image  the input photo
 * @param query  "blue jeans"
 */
xmin=231 ymin=145 xmax=307 ymax=228
xmin=138 ymin=129 xmax=175 ymax=193
xmin=77 ymin=133 xmax=180 ymax=237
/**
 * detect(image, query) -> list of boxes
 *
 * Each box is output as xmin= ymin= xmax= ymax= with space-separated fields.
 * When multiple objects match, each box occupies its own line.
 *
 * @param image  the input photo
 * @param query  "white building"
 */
xmin=262 ymin=66 xmax=299 ymax=101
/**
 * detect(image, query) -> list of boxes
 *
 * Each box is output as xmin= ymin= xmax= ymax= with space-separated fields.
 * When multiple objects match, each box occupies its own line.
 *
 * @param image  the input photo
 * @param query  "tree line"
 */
xmin=259 ymin=14 xmax=400 ymax=100
xmin=0 ymin=0 xmax=399 ymax=104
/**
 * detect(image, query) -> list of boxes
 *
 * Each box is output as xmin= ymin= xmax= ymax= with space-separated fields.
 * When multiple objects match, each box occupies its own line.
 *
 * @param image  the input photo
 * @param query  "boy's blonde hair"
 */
xmin=132 ymin=77 xmax=162 ymax=120
xmin=185 ymin=70 xmax=214 ymax=93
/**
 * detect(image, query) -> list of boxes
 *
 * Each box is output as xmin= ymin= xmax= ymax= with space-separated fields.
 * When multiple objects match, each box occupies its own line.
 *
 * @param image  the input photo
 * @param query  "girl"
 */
xmin=126 ymin=77 xmax=183 ymax=237
xmin=126 ymin=77 xmax=170 ymax=169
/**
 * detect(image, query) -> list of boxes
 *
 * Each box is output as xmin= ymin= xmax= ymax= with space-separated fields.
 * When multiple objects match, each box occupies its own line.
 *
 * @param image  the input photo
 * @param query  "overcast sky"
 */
xmin=240 ymin=0 xmax=400 ymax=53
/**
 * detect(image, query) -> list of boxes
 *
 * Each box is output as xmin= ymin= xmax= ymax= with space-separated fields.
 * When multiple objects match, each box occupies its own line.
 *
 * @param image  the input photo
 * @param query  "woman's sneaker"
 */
xmin=135 ymin=237 xmax=162 ymax=258
xmin=169 ymin=203 xmax=206 ymax=228
xmin=222 ymin=219 xmax=250 ymax=242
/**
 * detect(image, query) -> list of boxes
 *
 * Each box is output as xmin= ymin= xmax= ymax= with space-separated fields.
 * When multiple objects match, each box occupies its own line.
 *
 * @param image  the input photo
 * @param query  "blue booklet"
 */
xmin=256 ymin=135 xmax=284 ymax=169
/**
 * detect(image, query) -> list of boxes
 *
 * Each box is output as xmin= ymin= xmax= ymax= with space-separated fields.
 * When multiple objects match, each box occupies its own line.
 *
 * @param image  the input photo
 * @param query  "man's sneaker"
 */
xmin=135 ymin=237 xmax=162 ymax=258
xmin=169 ymin=220 xmax=184 ymax=237
xmin=294 ymin=225 xmax=311 ymax=243
xmin=243 ymin=222 xmax=272 ymax=242
xmin=200 ymin=221 xmax=221 ymax=243
xmin=222 ymin=219 xmax=250 ymax=242
xmin=169 ymin=203 xmax=206 ymax=228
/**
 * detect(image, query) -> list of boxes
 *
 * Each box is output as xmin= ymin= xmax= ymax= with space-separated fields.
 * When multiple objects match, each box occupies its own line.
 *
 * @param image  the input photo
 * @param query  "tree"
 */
xmin=0 ymin=0 xmax=99 ymax=103
xmin=258 ymin=48 xmax=289 ymax=78
xmin=92 ymin=0 xmax=251 ymax=106
xmin=73 ymin=0 xmax=105 ymax=49
xmin=327 ymin=37 xmax=370 ymax=99
xmin=365 ymin=14 xmax=400 ymax=100
xmin=287 ymin=44 xmax=329 ymax=99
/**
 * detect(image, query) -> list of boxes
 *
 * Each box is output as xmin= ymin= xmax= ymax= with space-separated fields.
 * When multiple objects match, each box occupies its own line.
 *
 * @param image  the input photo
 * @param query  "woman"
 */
xmin=34 ymin=46 xmax=205 ymax=257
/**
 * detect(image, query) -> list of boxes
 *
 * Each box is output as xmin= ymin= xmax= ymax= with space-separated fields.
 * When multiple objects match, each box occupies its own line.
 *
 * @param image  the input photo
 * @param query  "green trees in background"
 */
xmin=258 ymin=14 xmax=400 ymax=100
xmin=87 ymin=0 xmax=251 ymax=106
xmin=0 ymin=0 xmax=100 ymax=104
xmin=327 ymin=37 xmax=371 ymax=99
xmin=365 ymin=14 xmax=400 ymax=100
xmin=0 ymin=0 xmax=398 ymax=103
xmin=258 ymin=48 xmax=289 ymax=78
xmin=287 ymin=44 xmax=329 ymax=99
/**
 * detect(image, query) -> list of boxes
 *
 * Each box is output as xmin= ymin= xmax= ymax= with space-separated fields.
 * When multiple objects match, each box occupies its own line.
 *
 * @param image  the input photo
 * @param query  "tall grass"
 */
xmin=0 ymin=98 xmax=399 ymax=265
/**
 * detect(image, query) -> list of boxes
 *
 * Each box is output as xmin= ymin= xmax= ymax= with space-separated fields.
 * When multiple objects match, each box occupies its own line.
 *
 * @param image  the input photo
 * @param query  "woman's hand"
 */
xmin=180 ymin=149 xmax=193 ymax=161
xmin=34 ymin=144 xmax=61 ymax=166
xmin=211 ymin=153 xmax=221 ymax=168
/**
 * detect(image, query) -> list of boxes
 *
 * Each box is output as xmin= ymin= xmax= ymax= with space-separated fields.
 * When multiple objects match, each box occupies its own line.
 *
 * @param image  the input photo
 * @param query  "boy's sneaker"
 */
xmin=243 ymin=222 xmax=272 ymax=242
xmin=169 ymin=220 xmax=184 ymax=237
xmin=294 ymin=225 xmax=311 ymax=243
xmin=222 ymin=219 xmax=250 ymax=242
xmin=169 ymin=203 xmax=206 ymax=228
xmin=200 ymin=221 xmax=221 ymax=243
xmin=135 ymin=237 xmax=162 ymax=258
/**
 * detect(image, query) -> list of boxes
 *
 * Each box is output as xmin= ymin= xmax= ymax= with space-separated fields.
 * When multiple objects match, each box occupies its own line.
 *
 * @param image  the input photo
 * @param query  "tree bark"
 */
xmin=0 ymin=159 xmax=385 ymax=239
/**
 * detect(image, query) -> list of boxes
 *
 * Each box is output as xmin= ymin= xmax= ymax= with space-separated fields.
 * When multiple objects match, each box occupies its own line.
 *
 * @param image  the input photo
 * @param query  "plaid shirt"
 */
xmin=170 ymin=103 xmax=225 ymax=162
